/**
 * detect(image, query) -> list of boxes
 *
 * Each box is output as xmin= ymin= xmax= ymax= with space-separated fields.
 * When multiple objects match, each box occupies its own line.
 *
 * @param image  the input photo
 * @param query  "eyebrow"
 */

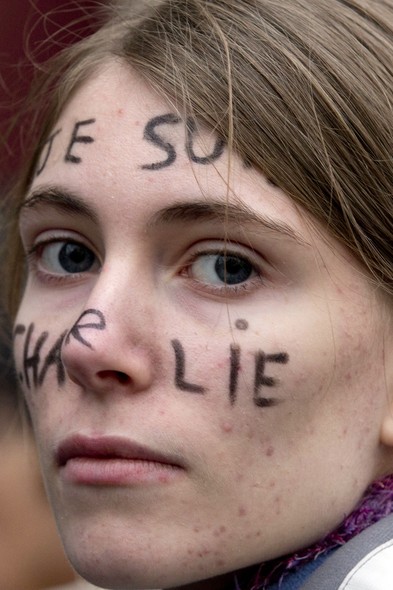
xmin=149 ymin=201 xmax=308 ymax=246
xmin=20 ymin=186 xmax=307 ymax=247
xmin=19 ymin=186 xmax=99 ymax=224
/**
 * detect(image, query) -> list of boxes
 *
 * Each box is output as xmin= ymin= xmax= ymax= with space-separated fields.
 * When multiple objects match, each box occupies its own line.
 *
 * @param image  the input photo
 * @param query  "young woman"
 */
xmin=6 ymin=1 xmax=393 ymax=589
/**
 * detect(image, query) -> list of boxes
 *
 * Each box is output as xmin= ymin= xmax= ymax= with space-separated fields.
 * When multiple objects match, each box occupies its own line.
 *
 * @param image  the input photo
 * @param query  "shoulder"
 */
xmin=337 ymin=538 xmax=393 ymax=590
xmin=300 ymin=514 xmax=393 ymax=590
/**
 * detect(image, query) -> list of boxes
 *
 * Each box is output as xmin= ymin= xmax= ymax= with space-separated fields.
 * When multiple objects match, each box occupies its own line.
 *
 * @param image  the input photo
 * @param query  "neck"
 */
xmin=238 ymin=474 xmax=393 ymax=590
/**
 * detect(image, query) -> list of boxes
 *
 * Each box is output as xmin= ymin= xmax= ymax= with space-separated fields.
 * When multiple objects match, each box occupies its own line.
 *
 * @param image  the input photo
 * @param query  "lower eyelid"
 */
xmin=25 ymin=239 xmax=100 ymax=282
xmin=185 ymin=274 xmax=263 ymax=298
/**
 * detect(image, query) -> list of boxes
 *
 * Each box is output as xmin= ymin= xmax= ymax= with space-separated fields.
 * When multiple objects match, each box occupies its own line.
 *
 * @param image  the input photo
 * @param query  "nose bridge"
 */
xmin=72 ymin=256 xmax=154 ymax=349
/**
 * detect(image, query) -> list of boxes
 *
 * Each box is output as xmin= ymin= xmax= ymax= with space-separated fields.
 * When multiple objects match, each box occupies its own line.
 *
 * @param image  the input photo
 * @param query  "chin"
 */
xmin=59 ymin=523 xmax=213 ymax=590
xmin=60 ymin=521 xmax=244 ymax=590
xmin=64 ymin=542 xmax=161 ymax=590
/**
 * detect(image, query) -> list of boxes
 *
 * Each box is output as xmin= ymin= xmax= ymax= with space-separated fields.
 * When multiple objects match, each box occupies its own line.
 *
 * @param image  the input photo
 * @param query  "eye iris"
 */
xmin=58 ymin=243 xmax=95 ymax=273
xmin=215 ymin=254 xmax=252 ymax=285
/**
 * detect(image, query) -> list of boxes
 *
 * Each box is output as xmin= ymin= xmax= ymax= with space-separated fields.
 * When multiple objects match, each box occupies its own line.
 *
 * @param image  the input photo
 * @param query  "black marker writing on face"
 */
xmin=185 ymin=117 xmax=225 ymax=165
xmin=141 ymin=113 xmax=228 ymax=170
xmin=228 ymin=345 xmax=288 ymax=407
xmin=14 ymin=323 xmax=66 ymax=389
xmin=141 ymin=113 xmax=181 ymax=170
xmin=36 ymin=128 xmax=62 ymax=176
xmin=171 ymin=338 xmax=288 ymax=406
xmin=14 ymin=325 xmax=26 ymax=383
xmin=254 ymin=351 xmax=289 ymax=407
xmin=64 ymin=118 xmax=96 ymax=164
xmin=229 ymin=344 xmax=241 ymax=405
xmin=65 ymin=309 xmax=106 ymax=350
xmin=14 ymin=320 xmax=289 ymax=406
xmin=21 ymin=323 xmax=48 ymax=389
xmin=171 ymin=339 xmax=206 ymax=394
xmin=38 ymin=331 xmax=67 ymax=387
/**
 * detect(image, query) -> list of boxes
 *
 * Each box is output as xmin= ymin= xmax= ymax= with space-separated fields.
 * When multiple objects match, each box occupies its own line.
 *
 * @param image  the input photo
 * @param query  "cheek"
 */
xmin=12 ymin=316 xmax=68 ymax=413
xmin=176 ymin=337 xmax=291 ymax=414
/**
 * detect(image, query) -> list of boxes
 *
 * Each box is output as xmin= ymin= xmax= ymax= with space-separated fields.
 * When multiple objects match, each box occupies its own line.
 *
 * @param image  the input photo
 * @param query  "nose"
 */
xmin=61 ymin=307 xmax=155 ymax=395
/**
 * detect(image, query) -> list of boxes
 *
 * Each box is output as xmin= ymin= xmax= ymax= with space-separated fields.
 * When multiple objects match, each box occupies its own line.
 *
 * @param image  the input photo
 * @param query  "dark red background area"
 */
xmin=0 ymin=0 xmax=102 ymax=184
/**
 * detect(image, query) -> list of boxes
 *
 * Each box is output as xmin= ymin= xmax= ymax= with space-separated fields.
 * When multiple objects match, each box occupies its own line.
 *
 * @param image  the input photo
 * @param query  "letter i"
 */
xmin=229 ymin=344 xmax=241 ymax=405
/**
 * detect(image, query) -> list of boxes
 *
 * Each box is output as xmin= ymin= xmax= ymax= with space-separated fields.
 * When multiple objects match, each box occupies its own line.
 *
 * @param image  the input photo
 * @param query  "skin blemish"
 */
xmin=274 ymin=495 xmax=282 ymax=516
xmin=158 ymin=474 xmax=171 ymax=484
xmin=238 ymin=507 xmax=247 ymax=517
xmin=197 ymin=549 xmax=211 ymax=557
xmin=266 ymin=445 xmax=275 ymax=457
xmin=235 ymin=318 xmax=249 ymax=331
xmin=221 ymin=421 xmax=234 ymax=434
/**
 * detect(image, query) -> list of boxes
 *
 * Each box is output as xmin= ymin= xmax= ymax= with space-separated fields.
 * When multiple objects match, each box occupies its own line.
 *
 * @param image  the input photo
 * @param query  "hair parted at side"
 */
xmin=4 ymin=0 xmax=393 ymax=313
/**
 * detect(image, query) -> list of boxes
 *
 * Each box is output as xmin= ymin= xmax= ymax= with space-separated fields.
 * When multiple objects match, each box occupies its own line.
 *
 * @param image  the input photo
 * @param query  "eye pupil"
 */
xmin=215 ymin=254 xmax=253 ymax=284
xmin=59 ymin=243 xmax=95 ymax=273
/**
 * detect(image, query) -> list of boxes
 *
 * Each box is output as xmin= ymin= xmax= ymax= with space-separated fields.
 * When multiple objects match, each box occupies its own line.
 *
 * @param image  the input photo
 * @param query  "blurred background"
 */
xmin=0 ymin=0 xmax=103 ymax=184
xmin=0 ymin=2 xmax=105 ymax=588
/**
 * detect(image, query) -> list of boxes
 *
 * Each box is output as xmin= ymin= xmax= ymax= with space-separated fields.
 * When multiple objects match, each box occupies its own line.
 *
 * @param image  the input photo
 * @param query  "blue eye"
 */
xmin=37 ymin=240 xmax=98 ymax=275
xmin=214 ymin=254 xmax=253 ymax=284
xmin=190 ymin=252 xmax=256 ymax=286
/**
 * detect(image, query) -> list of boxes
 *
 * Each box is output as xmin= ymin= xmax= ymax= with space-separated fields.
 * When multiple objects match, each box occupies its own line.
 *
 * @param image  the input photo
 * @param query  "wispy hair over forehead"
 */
xmin=4 ymin=0 xmax=393 ymax=313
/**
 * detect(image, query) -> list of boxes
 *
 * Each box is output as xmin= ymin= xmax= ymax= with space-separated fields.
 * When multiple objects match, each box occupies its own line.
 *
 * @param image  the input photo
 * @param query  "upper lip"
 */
xmin=56 ymin=434 xmax=184 ymax=468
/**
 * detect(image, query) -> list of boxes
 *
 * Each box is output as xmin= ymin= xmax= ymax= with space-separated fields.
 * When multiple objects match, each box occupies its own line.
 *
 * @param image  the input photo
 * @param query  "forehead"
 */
xmin=32 ymin=60 xmax=305 ymax=229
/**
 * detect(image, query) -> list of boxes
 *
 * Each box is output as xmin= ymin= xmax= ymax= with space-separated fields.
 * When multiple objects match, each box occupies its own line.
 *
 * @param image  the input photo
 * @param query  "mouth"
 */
xmin=56 ymin=434 xmax=184 ymax=486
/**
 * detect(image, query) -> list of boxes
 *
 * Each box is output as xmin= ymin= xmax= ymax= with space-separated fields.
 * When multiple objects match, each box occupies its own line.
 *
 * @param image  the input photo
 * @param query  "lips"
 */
xmin=56 ymin=434 xmax=184 ymax=486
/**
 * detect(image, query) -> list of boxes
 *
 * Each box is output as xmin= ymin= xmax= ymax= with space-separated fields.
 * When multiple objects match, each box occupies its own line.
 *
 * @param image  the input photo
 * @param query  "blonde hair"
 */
xmin=4 ymin=0 xmax=393 ymax=312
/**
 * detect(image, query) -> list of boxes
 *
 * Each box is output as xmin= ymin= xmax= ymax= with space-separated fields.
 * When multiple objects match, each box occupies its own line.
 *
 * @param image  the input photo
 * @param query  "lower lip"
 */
xmin=61 ymin=458 xmax=183 ymax=486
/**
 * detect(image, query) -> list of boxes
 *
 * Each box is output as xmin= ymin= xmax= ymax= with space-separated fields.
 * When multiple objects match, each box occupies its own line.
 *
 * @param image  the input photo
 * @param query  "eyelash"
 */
xmin=25 ymin=237 xmax=100 ymax=285
xmin=24 ymin=236 xmax=264 ymax=296
xmin=180 ymin=246 xmax=263 ymax=296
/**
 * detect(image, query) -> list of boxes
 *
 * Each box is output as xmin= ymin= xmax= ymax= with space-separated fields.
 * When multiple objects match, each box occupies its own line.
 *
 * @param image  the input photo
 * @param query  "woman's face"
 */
xmin=14 ymin=62 xmax=393 ymax=590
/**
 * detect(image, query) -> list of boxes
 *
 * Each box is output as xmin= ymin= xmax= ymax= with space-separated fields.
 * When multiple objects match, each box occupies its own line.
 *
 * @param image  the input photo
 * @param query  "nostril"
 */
xmin=97 ymin=370 xmax=131 ymax=385
xmin=116 ymin=371 xmax=130 ymax=384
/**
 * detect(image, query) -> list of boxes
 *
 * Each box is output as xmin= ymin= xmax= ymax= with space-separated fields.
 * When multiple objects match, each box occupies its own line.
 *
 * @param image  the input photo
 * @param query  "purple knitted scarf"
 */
xmin=236 ymin=474 xmax=393 ymax=590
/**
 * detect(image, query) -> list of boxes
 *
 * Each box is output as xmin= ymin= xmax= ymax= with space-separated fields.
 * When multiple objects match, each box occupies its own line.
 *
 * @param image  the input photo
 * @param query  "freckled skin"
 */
xmin=14 ymin=62 xmax=393 ymax=590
